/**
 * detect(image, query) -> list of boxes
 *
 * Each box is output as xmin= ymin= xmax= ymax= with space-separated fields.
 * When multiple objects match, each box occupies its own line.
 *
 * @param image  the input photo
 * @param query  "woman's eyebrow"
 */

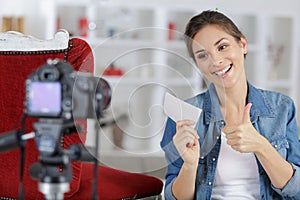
xmin=194 ymin=38 xmax=228 ymax=54
xmin=214 ymin=38 xmax=227 ymax=46
xmin=194 ymin=49 xmax=205 ymax=54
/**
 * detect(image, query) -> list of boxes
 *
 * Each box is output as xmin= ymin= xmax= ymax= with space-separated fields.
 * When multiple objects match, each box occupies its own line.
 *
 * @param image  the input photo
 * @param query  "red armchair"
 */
xmin=0 ymin=30 xmax=163 ymax=199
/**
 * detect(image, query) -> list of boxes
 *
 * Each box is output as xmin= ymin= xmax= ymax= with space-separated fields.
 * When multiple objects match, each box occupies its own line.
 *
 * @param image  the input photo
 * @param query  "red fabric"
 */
xmin=73 ymin=164 xmax=163 ymax=199
xmin=0 ymin=38 xmax=93 ymax=199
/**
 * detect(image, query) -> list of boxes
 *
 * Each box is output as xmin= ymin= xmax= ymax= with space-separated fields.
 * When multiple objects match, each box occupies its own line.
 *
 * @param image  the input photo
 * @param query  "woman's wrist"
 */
xmin=182 ymin=161 xmax=199 ymax=172
xmin=254 ymin=134 xmax=270 ymax=156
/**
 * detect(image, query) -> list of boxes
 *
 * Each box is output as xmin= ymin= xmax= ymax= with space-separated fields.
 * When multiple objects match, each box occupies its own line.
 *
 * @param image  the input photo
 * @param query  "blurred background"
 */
xmin=1 ymin=0 xmax=299 ymax=184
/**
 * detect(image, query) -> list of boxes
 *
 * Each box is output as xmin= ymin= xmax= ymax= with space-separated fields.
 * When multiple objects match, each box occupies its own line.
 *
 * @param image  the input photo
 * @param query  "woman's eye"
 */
xmin=197 ymin=53 xmax=208 ymax=59
xmin=218 ymin=45 xmax=227 ymax=51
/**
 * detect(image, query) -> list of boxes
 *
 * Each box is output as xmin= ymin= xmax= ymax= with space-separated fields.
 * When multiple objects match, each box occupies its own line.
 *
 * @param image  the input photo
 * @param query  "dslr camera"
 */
xmin=25 ymin=59 xmax=111 ymax=120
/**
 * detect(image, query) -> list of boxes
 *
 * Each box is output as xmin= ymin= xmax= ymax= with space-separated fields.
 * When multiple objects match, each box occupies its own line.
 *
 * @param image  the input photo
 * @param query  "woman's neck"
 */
xmin=215 ymin=81 xmax=248 ymax=116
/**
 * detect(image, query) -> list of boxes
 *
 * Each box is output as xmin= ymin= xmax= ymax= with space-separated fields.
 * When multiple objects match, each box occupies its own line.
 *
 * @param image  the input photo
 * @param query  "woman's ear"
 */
xmin=240 ymin=37 xmax=247 ymax=54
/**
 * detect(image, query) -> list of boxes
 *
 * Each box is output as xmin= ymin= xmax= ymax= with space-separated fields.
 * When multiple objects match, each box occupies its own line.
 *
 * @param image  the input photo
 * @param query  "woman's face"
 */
xmin=192 ymin=24 xmax=247 ymax=89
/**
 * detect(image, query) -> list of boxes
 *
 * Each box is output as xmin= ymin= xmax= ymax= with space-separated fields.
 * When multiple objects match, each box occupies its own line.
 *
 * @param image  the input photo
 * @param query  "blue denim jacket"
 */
xmin=161 ymin=83 xmax=300 ymax=200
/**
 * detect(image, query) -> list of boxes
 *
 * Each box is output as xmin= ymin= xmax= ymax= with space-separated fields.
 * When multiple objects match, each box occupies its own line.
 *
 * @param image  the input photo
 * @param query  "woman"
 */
xmin=160 ymin=10 xmax=300 ymax=199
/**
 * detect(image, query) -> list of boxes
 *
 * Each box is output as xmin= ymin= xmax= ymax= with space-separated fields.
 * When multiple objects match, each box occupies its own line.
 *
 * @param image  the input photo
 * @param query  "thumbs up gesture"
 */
xmin=223 ymin=103 xmax=265 ymax=153
xmin=242 ymin=103 xmax=252 ymax=123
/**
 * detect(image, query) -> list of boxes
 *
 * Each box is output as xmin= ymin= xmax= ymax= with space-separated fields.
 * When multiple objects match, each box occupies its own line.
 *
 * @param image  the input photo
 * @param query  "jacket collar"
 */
xmin=203 ymin=82 xmax=274 ymax=124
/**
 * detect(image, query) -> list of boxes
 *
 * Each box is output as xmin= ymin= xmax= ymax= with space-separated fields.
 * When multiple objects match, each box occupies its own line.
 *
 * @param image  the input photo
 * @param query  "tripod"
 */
xmin=30 ymin=119 xmax=94 ymax=200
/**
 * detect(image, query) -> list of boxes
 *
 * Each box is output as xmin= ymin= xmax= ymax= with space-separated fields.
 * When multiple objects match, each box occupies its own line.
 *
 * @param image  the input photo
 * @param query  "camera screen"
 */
xmin=27 ymin=82 xmax=61 ymax=116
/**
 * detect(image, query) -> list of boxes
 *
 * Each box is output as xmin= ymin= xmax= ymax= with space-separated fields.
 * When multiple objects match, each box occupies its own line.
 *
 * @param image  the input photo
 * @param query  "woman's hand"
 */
xmin=223 ymin=103 xmax=266 ymax=153
xmin=173 ymin=120 xmax=200 ymax=165
xmin=223 ymin=103 xmax=294 ymax=189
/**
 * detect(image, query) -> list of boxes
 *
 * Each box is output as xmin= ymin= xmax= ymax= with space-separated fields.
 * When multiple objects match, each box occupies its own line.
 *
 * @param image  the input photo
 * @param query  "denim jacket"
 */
xmin=161 ymin=82 xmax=300 ymax=200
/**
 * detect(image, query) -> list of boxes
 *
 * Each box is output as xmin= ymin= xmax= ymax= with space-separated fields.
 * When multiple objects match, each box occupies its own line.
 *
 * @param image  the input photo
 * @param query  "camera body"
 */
xmin=25 ymin=59 xmax=111 ymax=120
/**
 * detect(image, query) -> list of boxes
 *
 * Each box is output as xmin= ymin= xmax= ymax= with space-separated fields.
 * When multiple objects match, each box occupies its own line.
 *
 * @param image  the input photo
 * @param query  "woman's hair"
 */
xmin=184 ymin=10 xmax=246 ymax=61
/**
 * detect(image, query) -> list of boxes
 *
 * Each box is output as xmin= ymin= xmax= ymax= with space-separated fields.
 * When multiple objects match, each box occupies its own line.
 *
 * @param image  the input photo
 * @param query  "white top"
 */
xmin=211 ymin=132 xmax=260 ymax=200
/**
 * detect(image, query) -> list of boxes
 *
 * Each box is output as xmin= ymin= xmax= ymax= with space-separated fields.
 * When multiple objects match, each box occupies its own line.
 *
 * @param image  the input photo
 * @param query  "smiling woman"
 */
xmin=191 ymin=24 xmax=247 ymax=90
xmin=160 ymin=10 xmax=300 ymax=200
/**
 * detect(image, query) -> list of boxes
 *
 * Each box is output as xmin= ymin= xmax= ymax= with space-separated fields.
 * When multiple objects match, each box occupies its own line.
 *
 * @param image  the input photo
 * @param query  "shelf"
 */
xmin=87 ymin=37 xmax=260 ymax=51
xmin=88 ymin=37 xmax=186 ymax=50
xmin=102 ymin=75 xmax=201 ymax=87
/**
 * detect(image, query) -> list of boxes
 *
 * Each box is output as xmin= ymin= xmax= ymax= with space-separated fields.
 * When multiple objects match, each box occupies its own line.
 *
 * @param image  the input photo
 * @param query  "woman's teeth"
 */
xmin=215 ymin=65 xmax=231 ymax=76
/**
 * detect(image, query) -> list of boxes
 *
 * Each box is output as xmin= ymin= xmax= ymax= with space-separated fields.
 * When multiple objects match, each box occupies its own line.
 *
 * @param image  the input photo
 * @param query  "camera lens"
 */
xmin=98 ymin=78 xmax=111 ymax=110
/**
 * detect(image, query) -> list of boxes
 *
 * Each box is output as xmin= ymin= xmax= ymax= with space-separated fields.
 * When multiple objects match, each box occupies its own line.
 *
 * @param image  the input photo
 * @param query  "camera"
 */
xmin=25 ymin=59 xmax=111 ymax=120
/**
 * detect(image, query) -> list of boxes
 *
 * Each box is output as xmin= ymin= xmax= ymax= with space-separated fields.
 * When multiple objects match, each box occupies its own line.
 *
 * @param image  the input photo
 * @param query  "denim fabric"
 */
xmin=160 ymin=82 xmax=300 ymax=200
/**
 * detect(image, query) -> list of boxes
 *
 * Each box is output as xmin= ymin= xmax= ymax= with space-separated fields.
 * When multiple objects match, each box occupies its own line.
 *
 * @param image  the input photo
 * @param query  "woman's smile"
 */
xmin=213 ymin=64 xmax=233 ymax=78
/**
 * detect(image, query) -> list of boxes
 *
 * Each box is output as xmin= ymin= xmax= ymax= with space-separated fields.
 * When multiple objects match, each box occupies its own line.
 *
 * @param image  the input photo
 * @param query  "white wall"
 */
xmin=1 ymin=0 xmax=300 ymax=37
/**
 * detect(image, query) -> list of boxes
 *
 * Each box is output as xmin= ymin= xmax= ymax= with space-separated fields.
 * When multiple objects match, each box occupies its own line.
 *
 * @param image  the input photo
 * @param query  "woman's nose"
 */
xmin=210 ymin=53 xmax=223 ymax=67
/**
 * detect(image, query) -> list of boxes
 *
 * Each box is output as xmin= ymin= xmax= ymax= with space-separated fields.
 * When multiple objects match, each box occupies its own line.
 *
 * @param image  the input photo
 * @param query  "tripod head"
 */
xmin=30 ymin=119 xmax=75 ymax=199
xmin=22 ymin=118 xmax=95 ymax=200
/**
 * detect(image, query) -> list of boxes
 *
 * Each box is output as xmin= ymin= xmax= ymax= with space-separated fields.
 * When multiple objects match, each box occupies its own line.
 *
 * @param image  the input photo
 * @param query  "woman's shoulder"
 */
xmin=255 ymin=87 xmax=295 ymax=109
xmin=185 ymin=91 xmax=207 ymax=107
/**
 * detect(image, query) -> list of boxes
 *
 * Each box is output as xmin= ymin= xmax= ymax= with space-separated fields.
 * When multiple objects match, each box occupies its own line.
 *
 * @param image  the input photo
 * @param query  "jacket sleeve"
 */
xmin=160 ymin=118 xmax=184 ymax=200
xmin=272 ymin=98 xmax=300 ymax=198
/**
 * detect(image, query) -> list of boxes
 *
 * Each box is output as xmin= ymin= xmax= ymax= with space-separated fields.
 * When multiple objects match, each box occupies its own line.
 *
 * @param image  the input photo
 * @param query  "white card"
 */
xmin=163 ymin=92 xmax=202 ymax=128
